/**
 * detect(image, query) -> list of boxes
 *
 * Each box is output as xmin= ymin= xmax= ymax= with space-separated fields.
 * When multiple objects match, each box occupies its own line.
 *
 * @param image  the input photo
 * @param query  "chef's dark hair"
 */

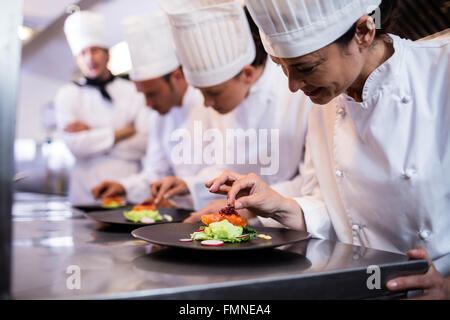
xmin=161 ymin=67 xmax=183 ymax=86
xmin=334 ymin=0 xmax=399 ymax=46
xmin=245 ymin=6 xmax=267 ymax=68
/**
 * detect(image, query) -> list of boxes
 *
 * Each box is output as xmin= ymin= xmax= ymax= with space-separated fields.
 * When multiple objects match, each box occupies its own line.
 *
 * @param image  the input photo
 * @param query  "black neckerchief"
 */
xmin=74 ymin=73 xmax=116 ymax=102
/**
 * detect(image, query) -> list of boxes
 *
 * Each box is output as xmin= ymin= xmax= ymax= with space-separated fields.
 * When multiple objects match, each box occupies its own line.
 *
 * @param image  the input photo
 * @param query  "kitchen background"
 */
xmin=14 ymin=0 xmax=450 ymax=196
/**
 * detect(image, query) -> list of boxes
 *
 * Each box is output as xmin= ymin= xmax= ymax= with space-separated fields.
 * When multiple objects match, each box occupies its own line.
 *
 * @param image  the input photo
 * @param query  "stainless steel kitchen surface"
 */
xmin=11 ymin=192 xmax=428 ymax=300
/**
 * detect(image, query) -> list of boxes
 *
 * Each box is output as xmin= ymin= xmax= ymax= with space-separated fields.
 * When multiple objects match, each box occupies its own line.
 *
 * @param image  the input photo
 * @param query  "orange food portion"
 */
xmin=101 ymin=196 xmax=125 ymax=206
xmin=132 ymin=204 xmax=157 ymax=211
xmin=201 ymin=212 xmax=247 ymax=227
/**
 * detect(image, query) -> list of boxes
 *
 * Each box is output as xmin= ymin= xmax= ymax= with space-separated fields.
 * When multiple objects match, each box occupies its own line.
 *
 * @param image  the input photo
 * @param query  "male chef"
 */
xmin=55 ymin=10 xmax=152 ymax=204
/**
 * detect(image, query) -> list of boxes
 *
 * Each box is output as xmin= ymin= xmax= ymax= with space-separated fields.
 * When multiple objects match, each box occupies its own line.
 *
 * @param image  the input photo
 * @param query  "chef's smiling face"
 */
xmin=271 ymin=42 xmax=364 ymax=105
xmin=75 ymin=46 xmax=109 ymax=79
xmin=198 ymin=66 xmax=257 ymax=114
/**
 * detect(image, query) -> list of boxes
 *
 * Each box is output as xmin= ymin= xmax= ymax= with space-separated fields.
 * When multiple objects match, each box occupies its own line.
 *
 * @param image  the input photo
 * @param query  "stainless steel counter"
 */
xmin=11 ymin=192 xmax=428 ymax=300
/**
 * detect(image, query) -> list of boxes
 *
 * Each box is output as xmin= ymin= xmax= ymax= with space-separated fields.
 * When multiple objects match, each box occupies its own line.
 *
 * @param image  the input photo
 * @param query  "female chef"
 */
xmin=207 ymin=0 xmax=450 ymax=299
xmin=150 ymin=0 xmax=311 ymax=213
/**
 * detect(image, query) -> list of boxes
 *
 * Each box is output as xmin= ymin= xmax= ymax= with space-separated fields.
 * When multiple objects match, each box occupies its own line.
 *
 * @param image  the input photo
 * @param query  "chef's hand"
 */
xmin=114 ymin=124 xmax=136 ymax=144
xmin=64 ymin=121 xmax=90 ymax=133
xmin=387 ymin=247 xmax=450 ymax=300
xmin=183 ymin=198 xmax=256 ymax=223
xmin=151 ymin=176 xmax=189 ymax=205
xmin=139 ymin=196 xmax=176 ymax=208
xmin=92 ymin=181 xmax=126 ymax=199
xmin=206 ymin=170 xmax=306 ymax=230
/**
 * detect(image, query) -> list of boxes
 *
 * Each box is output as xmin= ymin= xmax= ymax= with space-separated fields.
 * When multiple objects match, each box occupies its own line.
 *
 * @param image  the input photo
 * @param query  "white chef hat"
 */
xmin=121 ymin=13 xmax=180 ymax=81
xmin=63 ymin=10 xmax=109 ymax=55
xmin=245 ymin=0 xmax=382 ymax=58
xmin=160 ymin=0 xmax=256 ymax=88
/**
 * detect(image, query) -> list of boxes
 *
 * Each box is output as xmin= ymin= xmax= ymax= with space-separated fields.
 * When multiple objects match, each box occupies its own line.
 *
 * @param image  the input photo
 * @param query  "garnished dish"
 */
xmin=123 ymin=204 xmax=173 ymax=224
xmin=186 ymin=206 xmax=258 ymax=246
xmin=101 ymin=196 xmax=126 ymax=209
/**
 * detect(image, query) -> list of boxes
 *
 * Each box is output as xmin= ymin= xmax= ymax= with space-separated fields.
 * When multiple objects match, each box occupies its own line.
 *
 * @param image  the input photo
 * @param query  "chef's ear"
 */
xmin=238 ymin=65 xmax=256 ymax=85
xmin=354 ymin=15 xmax=376 ymax=49
xmin=171 ymin=68 xmax=184 ymax=82
xmin=103 ymin=48 xmax=110 ymax=63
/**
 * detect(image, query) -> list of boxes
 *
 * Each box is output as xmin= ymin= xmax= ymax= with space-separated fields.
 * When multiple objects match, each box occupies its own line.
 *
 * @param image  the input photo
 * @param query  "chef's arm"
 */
xmin=292 ymin=142 xmax=336 ymax=240
xmin=54 ymin=87 xmax=121 ymax=158
xmin=182 ymin=166 xmax=228 ymax=211
xmin=60 ymin=128 xmax=115 ymax=158
xmin=113 ymin=124 xmax=136 ymax=144
xmin=117 ymin=123 xmax=172 ymax=203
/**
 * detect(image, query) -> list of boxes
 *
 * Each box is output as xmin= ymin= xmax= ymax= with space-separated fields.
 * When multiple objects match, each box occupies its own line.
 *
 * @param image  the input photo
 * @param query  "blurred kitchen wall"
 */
xmin=14 ymin=0 xmax=450 ymax=195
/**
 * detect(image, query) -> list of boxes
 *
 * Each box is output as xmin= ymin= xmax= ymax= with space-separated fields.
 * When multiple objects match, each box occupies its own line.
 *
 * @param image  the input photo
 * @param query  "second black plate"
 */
xmin=85 ymin=208 xmax=193 ymax=227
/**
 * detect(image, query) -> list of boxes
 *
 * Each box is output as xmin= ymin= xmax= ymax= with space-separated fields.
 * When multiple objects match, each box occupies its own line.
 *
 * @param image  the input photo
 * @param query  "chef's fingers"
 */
xmin=64 ymin=123 xmax=77 ymax=133
xmin=387 ymin=273 xmax=434 ymax=292
xmin=209 ymin=186 xmax=231 ymax=196
xmin=226 ymin=174 xmax=259 ymax=206
xmin=92 ymin=182 xmax=108 ymax=199
xmin=205 ymin=179 xmax=234 ymax=188
xmin=183 ymin=210 xmax=204 ymax=223
xmin=140 ymin=197 xmax=155 ymax=206
xmin=388 ymin=247 xmax=437 ymax=292
xmin=207 ymin=170 xmax=243 ymax=193
xmin=102 ymin=184 xmax=122 ymax=199
xmin=150 ymin=181 xmax=162 ymax=199
xmin=163 ymin=184 xmax=187 ymax=199
xmin=233 ymin=195 xmax=257 ymax=210
xmin=407 ymin=247 xmax=431 ymax=262
xmin=154 ymin=179 xmax=175 ymax=204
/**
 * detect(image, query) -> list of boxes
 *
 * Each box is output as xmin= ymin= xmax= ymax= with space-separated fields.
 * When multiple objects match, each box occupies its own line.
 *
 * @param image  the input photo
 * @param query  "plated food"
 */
xmin=186 ymin=206 xmax=259 ymax=247
xmin=101 ymin=196 xmax=126 ymax=209
xmin=122 ymin=204 xmax=173 ymax=224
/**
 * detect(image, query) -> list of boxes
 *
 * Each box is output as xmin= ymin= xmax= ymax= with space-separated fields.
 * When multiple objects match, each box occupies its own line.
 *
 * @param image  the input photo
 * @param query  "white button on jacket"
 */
xmin=293 ymin=34 xmax=450 ymax=276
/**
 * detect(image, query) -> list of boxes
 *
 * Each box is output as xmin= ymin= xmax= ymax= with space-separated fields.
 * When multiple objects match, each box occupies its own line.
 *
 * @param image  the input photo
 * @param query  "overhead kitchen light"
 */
xmin=17 ymin=25 xmax=33 ymax=41
xmin=108 ymin=41 xmax=132 ymax=76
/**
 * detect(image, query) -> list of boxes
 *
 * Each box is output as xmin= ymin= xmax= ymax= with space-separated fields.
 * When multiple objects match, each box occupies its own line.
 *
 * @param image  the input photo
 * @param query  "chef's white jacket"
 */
xmin=118 ymin=86 xmax=216 ymax=208
xmin=55 ymin=76 xmax=153 ymax=205
xmin=120 ymin=59 xmax=312 ymax=210
xmin=290 ymin=34 xmax=450 ymax=276
xmin=183 ymin=59 xmax=312 ymax=210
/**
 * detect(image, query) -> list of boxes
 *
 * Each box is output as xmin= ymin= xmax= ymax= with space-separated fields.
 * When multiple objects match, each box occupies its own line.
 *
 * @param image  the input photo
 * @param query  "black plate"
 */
xmin=131 ymin=222 xmax=311 ymax=251
xmin=85 ymin=208 xmax=193 ymax=227
xmin=72 ymin=204 xmax=133 ymax=213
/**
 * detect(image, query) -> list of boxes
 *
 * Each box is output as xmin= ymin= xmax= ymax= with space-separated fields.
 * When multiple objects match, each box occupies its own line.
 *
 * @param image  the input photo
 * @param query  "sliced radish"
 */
xmin=236 ymin=234 xmax=250 ymax=239
xmin=179 ymin=238 xmax=193 ymax=242
xmin=201 ymin=240 xmax=224 ymax=247
xmin=140 ymin=217 xmax=155 ymax=224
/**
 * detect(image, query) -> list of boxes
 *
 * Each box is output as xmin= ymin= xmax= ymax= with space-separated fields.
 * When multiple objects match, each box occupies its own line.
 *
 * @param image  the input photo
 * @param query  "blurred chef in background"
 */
xmin=55 ymin=10 xmax=152 ymax=204
xmin=91 ymin=12 xmax=219 ymax=209
xmin=152 ymin=0 xmax=311 ymax=217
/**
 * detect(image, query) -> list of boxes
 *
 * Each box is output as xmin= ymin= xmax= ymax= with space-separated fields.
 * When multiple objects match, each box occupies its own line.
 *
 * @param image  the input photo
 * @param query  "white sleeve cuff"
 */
xmin=294 ymin=196 xmax=336 ymax=240
xmin=183 ymin=172 xmax=224 ymax=211
xmin=118 ymin=173 xmax=151 ymax=204
xmin=257 ymin=216 xmax=287 ymax=228
xmin=434 ymin=253 xmax=450 ymax=278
